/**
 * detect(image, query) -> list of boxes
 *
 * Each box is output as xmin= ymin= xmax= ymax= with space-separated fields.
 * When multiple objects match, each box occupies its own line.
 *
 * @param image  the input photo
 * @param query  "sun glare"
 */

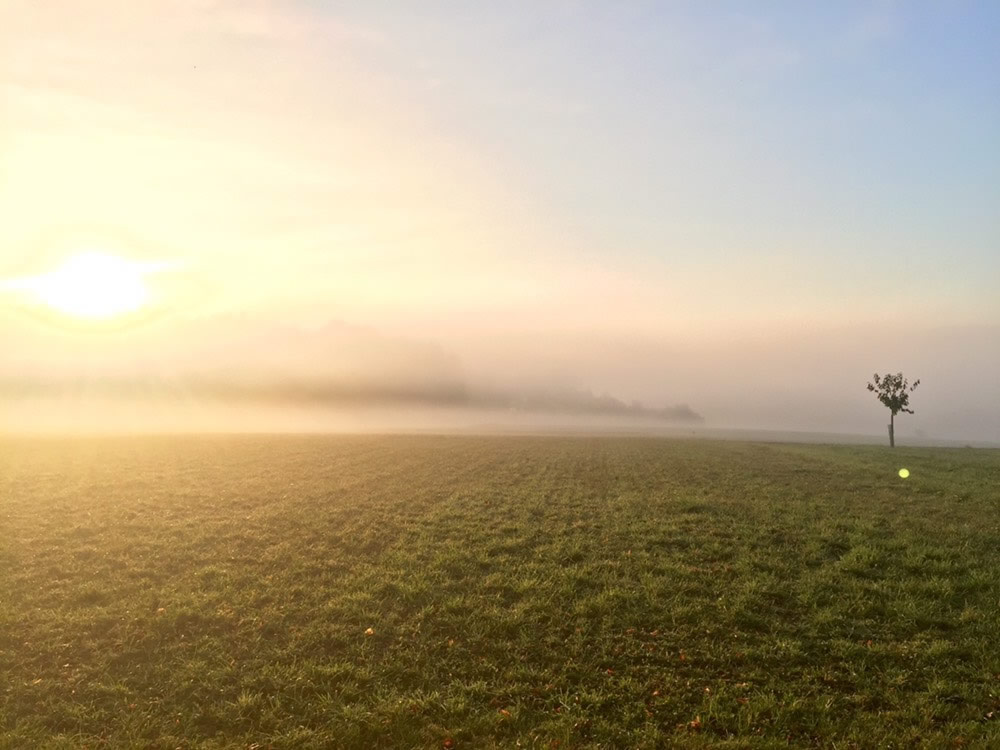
xmin=16 ymin=252 xmax=152 ymax=320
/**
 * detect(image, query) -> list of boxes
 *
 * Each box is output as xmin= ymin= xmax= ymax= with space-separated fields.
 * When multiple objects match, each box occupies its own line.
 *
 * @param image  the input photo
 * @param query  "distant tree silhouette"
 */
xmin=867 ymin=372 xmax=920 ymax=447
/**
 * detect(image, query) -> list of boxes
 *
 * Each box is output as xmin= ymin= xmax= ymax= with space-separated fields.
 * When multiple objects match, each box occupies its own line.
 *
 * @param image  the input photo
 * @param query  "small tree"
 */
xmin=867 ymin=372 xmax=920 ymax=447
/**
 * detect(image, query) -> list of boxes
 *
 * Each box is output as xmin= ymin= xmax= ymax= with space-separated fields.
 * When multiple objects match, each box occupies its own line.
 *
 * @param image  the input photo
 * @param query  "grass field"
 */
xmin=2 ymin=435 xmax=1000 ymax=748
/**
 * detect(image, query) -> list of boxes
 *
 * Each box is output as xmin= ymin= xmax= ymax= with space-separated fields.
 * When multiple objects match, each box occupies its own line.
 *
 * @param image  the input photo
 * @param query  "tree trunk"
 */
xmin=889 ymin=411 xmax=895 ymax=448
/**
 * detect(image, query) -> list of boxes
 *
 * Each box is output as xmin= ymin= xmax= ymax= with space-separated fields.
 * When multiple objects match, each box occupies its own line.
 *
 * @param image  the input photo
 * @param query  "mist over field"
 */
xmin=1 ymin=311 xmax=996 ymax=442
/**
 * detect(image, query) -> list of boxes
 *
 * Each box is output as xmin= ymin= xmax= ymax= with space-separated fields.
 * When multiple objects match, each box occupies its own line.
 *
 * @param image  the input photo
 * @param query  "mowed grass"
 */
xmin=2 ymin=436 xmax=1000 ymax=749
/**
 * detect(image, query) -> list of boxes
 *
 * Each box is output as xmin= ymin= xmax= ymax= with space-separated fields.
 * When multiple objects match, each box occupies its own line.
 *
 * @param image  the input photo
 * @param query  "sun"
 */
xmin=15 ymin=252 xmax=152 ymax=320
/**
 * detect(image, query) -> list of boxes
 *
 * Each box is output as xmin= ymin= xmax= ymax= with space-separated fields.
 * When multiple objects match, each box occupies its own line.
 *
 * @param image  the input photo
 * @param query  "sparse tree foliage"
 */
xmin=867 ymin=372 xmax=920 ymax=447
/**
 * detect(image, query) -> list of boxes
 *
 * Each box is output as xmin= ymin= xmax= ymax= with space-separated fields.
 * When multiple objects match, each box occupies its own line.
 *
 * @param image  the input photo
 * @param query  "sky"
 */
xmin=1 ymin=1 xmax=998 ymax=440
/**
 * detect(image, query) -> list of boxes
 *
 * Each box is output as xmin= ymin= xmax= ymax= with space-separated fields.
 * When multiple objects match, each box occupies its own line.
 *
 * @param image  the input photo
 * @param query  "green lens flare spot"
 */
xmin=898 ymin=468 xmax=910 ymax=478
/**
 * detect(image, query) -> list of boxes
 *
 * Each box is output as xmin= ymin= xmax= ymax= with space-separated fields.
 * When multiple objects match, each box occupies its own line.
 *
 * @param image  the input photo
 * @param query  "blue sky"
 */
xmin=330 ymin=1 xmax=999 ymax=273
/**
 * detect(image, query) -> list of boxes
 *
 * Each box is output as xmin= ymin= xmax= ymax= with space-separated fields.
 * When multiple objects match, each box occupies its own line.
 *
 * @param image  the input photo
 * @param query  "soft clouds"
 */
xmin=847 ymin=0 xmax=903 ymax=46
xmin=1 ymin=2 xmax=997 ymax=441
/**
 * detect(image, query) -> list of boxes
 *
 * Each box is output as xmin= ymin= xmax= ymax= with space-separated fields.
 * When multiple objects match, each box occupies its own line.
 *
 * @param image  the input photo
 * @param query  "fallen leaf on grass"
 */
xmin=442 ymin=739 xmax=454 ymax=749
xmin=364 ymin=627 xmax=374 ymax=636
xmin=688 ymin=716 xmax=702 ymax=731
xmin=499 ymin=709 xmax=511 ymax=717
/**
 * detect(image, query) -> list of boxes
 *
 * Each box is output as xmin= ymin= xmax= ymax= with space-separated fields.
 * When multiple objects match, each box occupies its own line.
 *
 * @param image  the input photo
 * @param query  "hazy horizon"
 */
xmin=2 ymin=2 xmax=998 ymax=442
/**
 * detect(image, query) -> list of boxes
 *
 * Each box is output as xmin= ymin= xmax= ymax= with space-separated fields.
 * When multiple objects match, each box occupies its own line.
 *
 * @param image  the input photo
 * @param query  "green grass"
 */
xmin=2 ymin=435 xmax=999 ymax=748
